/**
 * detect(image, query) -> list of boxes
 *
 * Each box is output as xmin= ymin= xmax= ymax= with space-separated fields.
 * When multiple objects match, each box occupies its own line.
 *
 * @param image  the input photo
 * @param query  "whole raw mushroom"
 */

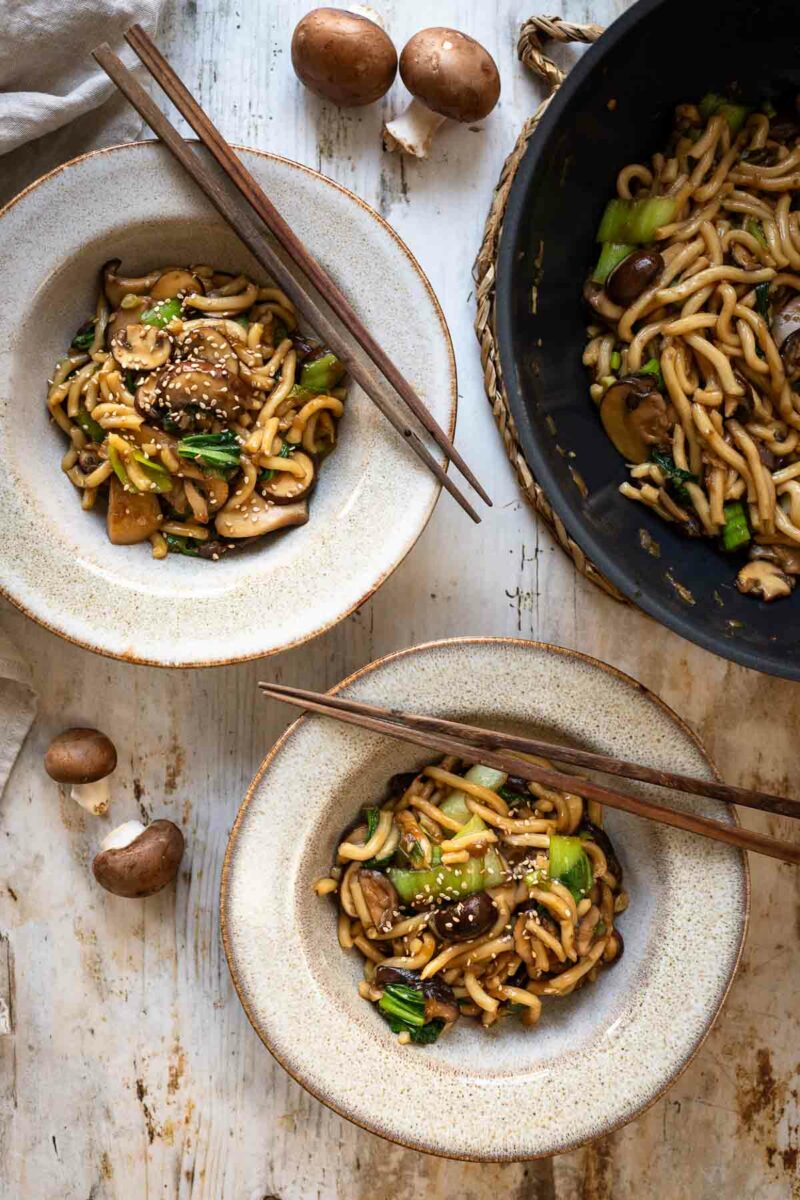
xmin=44 ymin=728 xmax=117 ymax=815
xmin=93 ymin=820 xmax=185 ymax=898
xmin=384 ymin=27 xmax=500 ymax=157
xmin=291 ymin=7 xmax=397 ymax=107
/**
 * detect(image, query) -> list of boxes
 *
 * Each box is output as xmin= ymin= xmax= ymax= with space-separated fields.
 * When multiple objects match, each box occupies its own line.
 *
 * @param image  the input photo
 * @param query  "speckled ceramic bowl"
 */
xmin=222 ymin=638 xmax=749 ymax=1161
xmin=0 ymin=143 xmax=455 ymax=667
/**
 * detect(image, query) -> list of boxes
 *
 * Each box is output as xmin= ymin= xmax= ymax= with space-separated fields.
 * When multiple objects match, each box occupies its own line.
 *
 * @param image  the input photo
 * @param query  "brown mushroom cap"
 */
xmin=93 ymin=820 xmax=185 ymax=898
xmin=291 ymin=8 xmax=397 ymax=107
xmin=44 ymin=728 xmax=117 ymax=785
xmin=399 ymin=28 xmax=500 ymax=122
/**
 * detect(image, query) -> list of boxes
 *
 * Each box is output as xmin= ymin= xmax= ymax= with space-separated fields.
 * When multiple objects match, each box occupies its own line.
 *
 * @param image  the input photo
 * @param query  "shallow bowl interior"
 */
xmin=496 ymin=0 xmax=800 ymax=678
xmin=0 ymin=144 xmax=454 ymax=665
xmin=222 ymin=638 xmax=748 ymax=1160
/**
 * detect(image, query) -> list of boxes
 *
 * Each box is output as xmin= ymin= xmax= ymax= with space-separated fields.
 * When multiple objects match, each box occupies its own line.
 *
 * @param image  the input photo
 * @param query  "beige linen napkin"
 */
xmin=0 ymin=626 xmax=37 ymax=798
xmin=0 ymin=0 xmax=163 ymax=205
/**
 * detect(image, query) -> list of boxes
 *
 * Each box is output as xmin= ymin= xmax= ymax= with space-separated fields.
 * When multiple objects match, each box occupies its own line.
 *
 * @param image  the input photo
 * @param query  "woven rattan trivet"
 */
xmin=473 ymin=16 xmax=628 ymax=604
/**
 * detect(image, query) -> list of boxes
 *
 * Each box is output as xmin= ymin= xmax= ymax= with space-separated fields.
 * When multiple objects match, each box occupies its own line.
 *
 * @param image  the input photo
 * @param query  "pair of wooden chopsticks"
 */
xmin=92 ymin=27 xmax=489 ymax=523
xmin=258 ymin=681 xmax=800 ymax=866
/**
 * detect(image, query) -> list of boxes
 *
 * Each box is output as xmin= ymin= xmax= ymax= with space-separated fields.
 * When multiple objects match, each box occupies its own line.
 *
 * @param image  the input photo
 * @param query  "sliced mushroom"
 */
xmin=259 ymin=451 xmax=316 ymax=504
xmin=134 ymin=374 xmax=160 ymax=420
xmin=583 ymin=279 xmax=623 ymax=324
xmin=735 ymin=559 xmax=794 ymax=600
xmin=44 ymin=727 xmax=117 ymax=815
xmin=92 ymin=819 xmax=184 ymax=898
xmin=214 ymin=496 xmax=308 ymax=538
xmin=384 ymin=28 xmax=500 ymax=158
xmin=575 ymin=905 xmax=602 ymax=957
xmin=110 ymin=323 xmax=171 ymax=371
xmin=750 ymin=543 xmax=800 ymax=575
xmin=600 ymin=377 xmax=672 ymax=463
xmin=781 ymin=331 xmax=800 ymax=385
xmin=771 ymin=295 xmax=800 ymax=349
xmin=107 ymin=296 xmax=151 ymax=343
xmin=291 ymin=7 xmax=397 ymax=107
xmin=606 ymin=248 xmax=664 ymax=306
xmin=429 ymin=891 xmax=495 ymax=942
xmin=78 ymin=447 xmax=102 ymax=474
xmin=150 ymin=268 xmax=205 ymax=301
xmin=358 ymin=869 xmax=399 ymax=933
xmin=107 ymin=476 xmax=161 ymax=545
xmin=153 ymin=360 xmax=243 ymax=429
xmin=102 ymin=260 xmax=161 ymax=309
xmin=177 ymin=327 xmax=239 ymax=375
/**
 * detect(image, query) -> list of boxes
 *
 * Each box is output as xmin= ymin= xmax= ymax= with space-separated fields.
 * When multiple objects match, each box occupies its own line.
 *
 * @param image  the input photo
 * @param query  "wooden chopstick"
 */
xmin=92 ymin=43 xmax=482 ymax=524
xmin=124 ymin=23 xmax=491 ymax=511
xmin=262 ymin=681 xmax=800 ymax=820
xmin=258 ymin=682 xmax=800 ymax=866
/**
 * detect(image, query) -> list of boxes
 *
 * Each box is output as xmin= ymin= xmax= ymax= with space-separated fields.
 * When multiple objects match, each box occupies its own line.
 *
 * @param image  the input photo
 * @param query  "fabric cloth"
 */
xmin=0 ymin=626 xmax=37 ymax=799
xmin=0 ymin=0 xmax=163 ymax=204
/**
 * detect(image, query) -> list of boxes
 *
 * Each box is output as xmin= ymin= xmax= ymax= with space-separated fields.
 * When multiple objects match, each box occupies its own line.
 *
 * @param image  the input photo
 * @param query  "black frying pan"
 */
xmin=495 ymin=0 xmax=800 ymax=678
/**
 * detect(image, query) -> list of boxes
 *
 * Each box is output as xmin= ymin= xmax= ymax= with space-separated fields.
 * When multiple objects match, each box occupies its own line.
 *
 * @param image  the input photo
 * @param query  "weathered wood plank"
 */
xmin=0 ymin=0 xmax=797 ymax=1197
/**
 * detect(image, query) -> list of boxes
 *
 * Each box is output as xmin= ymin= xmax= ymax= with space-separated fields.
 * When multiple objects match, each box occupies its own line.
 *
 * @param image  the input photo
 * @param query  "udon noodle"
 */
xmin=48 ymin=262 xmax=346 ymax=560
xmin=583 ymin=93 xmax=800 ymax=600
xmin=315 ymin=755 xmax=626 ymax=1045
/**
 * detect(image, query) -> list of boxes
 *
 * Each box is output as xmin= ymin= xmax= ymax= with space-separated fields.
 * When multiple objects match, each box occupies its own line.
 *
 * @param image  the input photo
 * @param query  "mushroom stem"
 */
xmin=383 ymin=99 xmax=447 ymax=158
xmin=71 ymin=777 xmax=112 ymax=816
xmin=100 ymin=820 xmax=146 ymax=852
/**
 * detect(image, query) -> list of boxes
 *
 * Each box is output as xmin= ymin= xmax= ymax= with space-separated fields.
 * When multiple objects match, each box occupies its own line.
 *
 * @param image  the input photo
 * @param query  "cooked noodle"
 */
xmin=48 ymin=263 xmax=346 ymax=560
xmin=583 ymin=94 xmax=800 ymax=601
xmin=315 ymin=756 xmax=626 ymax=1045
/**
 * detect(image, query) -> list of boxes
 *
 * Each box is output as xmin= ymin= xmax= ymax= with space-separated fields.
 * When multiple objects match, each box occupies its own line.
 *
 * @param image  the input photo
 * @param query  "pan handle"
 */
xmin=517 ymin=15 xmax=603 ymax=93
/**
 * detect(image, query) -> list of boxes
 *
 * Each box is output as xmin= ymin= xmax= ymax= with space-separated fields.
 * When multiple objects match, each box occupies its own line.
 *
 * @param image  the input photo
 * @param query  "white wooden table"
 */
xmin=1 ymin=2 xmax=798 ymax=1197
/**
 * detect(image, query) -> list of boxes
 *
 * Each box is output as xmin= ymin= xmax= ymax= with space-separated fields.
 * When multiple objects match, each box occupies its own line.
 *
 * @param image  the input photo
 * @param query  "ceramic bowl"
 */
xmin=0 ymin=143 xmax=455 ymax=666
xmin=222 ymin=637 xmax=749 ymax=1160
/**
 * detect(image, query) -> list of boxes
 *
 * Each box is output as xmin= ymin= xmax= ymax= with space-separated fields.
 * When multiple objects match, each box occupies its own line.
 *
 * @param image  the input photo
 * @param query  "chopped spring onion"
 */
xmin=165 ymin=533 xmax=201 ymax=557
xmin=71 ymin=321 xmax=95 ymax=351
xmin=299 ymin=351 xmax=345 ymax=394
xmin=592 ymin=242 xmax=635 ymax=285
xmin=721 ymin=502 xmax=750 ymax=552
xmin=388 ymin=847 xmax=506 ymax=905
xmin=378 ymin=984 xmax=426 ymax=1027
xmin=596 ymin=197 xmax=676 ymax=245
xmin=638 ymin=357 xmax=665 ymax=391
xmin=107 ymin=442 xmax=128 ymax=487
xmin=699 ymin=92 xmax=751 ymax=134
xmin=141 ymin=297 xmax=182 ymax=328
xmin=755 ymin=282 xmax=771 ymax=320
xmin=744 ymin=218 xmax=768 ymax=249
xmin=610 ymin=351 xmax=621 ymax=372
xmin=548 ymin=835 xmax=593 ymax=901
xmin=439 ymin=763 xmax=507 ymax=826
xmin=650 ymin=450 xmax=697 ymax=501
xmin=177 ymin=429 xmax=241 ymax=471
xmin=74 ymin=407 xmax=105 ymax=443
xmin=131 ymin=451 xmax=172 ymax=493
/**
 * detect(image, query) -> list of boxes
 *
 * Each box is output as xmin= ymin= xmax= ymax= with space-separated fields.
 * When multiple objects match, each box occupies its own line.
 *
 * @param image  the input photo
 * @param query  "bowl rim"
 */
xmin=0 ymin=140 xmax=457 ymax=669
xmin=220 ymin=635 xmax=750 ymax=1161
xmin=494 ymin=0 xmax=800 ymax=681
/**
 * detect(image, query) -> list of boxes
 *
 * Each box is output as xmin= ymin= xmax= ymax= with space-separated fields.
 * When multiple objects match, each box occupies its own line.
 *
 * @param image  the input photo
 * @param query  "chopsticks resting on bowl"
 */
xmin=258 ymin=681 xmax=800 ymax=866
xmin=92 ymin=37 xmax=486 ymax=524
